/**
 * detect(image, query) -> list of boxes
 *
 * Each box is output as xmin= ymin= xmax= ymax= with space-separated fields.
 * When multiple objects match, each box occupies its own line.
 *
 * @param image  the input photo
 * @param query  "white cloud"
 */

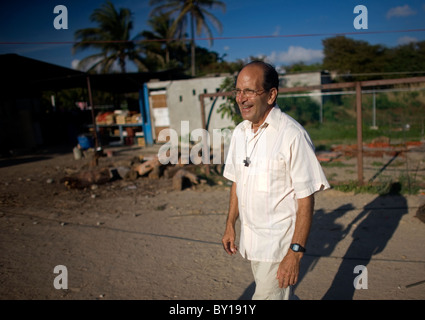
xmin=397 ymin=36 xmax=418 ymax=45
xmin=266 ymin=46 xmax=324 ymax=65
xmin=71 ymin=59 xmax=80 ymax=70
xmin=386 ymin=5 xmax=416 ymax=19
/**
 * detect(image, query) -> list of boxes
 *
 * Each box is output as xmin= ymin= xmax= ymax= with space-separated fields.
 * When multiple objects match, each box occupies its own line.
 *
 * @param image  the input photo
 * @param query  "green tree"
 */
xmin=386 ymin=41 xmax=425 ymax=75
xmin=278 ymin=96 xmax=320 ymax=126
xmin=285 ymin=62 xmax=323 ymax=73
xmin=322 ymin=36 xmax=387 ymax=80
xmin=323 ymin=36 xmax=425 ymax=80
xmin=149 ymin=0 xmax=226 ymax=76
xmin=138 ymin=12 xmax=187 ymax=70
xmin=73 ymin=1 xmax=146 ymax=73
xmin=217 ymin=76 xmax=242 ymax=127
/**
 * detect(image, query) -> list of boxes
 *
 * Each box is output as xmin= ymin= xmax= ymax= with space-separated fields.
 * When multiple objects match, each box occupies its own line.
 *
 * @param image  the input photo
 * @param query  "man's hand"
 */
xmin=276 ymin=195 xmax=313 ymax=288
xmin=223 ymin=182 xmax=239 ymax=256
xmin=276 ymin=250 xmax=302 ymax=288
xmin=222 ymin=226 xmax=238 ymax=255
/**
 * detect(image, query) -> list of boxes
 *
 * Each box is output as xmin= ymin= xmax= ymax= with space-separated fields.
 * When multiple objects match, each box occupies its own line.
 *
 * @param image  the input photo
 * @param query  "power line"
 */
xmin=278 ymin=86 xmax=425 ymax=99
xmin=332 ymin=71 xmax=425 ymax=77
xmin=2 ymin=28 xmax=425 ymax=45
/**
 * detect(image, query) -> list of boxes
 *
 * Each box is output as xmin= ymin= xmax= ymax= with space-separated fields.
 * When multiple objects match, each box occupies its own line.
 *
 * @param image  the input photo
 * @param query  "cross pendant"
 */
xmin=243 ymin=157 xmax=251 ymax=167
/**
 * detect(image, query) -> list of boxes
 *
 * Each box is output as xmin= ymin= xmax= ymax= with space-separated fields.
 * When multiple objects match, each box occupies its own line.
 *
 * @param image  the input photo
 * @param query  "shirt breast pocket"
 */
xmin=256 ymin=158 xmax=286 ymax=192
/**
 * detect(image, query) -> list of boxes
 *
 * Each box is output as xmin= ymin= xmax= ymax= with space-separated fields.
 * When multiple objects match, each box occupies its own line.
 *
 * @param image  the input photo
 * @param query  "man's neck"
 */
xmin=251 ymin=105 xmax=273 ymax=133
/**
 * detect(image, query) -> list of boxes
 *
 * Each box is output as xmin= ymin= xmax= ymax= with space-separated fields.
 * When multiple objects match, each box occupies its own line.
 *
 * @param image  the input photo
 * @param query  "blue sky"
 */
xmin=1 ymin=0 xmax=425 ymax=71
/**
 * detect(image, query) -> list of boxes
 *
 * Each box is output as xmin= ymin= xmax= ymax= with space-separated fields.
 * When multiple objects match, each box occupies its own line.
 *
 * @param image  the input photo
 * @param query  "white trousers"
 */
xmin=250 ymin=260 xmax=291 ymax=300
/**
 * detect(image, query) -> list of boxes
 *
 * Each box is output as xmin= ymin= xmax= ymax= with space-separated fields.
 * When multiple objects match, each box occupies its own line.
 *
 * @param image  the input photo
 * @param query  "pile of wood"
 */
xmin=132 ymin=156 xmax=199 ymax=191
xmin=61 ymin=155 xmax=201 ymax=191
xmin=61 ymin=167 xmax=111 ymax=189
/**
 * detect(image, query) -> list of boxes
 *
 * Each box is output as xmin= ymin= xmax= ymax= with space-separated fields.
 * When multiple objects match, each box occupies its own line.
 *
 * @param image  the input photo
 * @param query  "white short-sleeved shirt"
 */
xmin=223 ymin=106 xmax=330 ymax=262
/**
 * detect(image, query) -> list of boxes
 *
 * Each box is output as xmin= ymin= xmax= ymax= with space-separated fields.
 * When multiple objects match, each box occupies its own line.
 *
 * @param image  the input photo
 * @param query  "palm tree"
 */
xmin=73 ymin=1 xmax=146 ymax=73
xmin=138 ymin=12 xmax=186 ymax=70
xmin=149 ymin=0 xmax=226 ymax=76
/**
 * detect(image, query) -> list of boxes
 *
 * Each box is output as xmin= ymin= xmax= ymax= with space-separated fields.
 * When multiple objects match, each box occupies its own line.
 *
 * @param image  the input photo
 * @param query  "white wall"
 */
xmin=148 ymin=76 xmax=235 ymax=136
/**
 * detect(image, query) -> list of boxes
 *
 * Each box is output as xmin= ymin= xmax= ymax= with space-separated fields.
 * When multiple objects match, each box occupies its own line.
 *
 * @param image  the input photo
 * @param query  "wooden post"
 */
xmin=199 ymin=94 xmax=210 ymax=175
xmin=356 ymin=82 xmax=364 ymax=185
xmin=87 ymin=76 xmax=99 ymax=149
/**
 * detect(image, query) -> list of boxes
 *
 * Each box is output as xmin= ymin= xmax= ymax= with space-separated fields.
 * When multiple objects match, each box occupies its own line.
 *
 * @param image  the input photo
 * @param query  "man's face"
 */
xmin=235 ymin=65 xmax=276 ymax=127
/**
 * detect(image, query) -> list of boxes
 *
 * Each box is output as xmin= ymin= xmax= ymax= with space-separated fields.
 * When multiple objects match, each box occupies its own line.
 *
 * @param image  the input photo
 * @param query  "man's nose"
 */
xmin=237 ymin=93 xmax=247 ymax=103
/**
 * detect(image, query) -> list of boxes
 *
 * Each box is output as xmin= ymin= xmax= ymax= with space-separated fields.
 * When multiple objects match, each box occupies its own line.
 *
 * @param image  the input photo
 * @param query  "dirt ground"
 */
xmin=0 ymin=142 xmax=424 ymax=300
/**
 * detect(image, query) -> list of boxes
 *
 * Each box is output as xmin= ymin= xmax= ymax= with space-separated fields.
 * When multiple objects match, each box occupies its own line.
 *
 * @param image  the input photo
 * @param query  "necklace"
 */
xmin=243 ymin=123 xmax=268 ymax=167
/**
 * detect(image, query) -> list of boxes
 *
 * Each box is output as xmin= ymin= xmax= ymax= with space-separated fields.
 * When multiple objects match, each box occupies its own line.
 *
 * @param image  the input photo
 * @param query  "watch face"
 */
xmin=291 ymin=243 xmax=305 ymax=252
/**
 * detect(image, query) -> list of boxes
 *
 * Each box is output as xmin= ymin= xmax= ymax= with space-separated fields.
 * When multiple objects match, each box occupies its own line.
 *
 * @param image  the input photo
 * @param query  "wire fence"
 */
xmin=199 ymin=76 xmax=425 ymax=189
xmin=277 ymin=84 xmax=425 ymax=144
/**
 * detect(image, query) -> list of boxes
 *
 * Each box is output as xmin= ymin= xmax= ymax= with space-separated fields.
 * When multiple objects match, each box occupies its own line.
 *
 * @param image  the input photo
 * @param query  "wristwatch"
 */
xmin=290 ymin=243 xmax=306 ymax=253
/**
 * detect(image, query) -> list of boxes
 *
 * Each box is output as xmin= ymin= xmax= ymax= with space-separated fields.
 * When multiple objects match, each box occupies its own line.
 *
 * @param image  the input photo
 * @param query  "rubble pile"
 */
xmin=60 ymin=147 xmax=224 ymax=192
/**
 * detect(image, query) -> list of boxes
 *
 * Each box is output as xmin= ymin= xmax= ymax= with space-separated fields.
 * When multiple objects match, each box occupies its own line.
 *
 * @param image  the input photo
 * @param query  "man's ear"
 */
xmin=268 ymin=88 xmax=278 ymax=105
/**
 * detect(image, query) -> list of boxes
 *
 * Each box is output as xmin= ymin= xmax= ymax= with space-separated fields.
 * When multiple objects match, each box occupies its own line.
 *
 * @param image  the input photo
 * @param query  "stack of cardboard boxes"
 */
xmin=95 ymin=110 xmax=144 ymax=146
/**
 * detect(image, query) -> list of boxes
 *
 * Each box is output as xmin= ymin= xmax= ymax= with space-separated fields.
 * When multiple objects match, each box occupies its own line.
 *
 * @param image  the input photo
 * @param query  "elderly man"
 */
xmin=222 ymin=61 xmax=329 ymax=300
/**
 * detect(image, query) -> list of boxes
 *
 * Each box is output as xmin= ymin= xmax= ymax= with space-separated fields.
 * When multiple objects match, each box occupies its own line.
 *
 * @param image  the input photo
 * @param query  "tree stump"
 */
xmin=172 ymin=169 xmax=198 ymax=191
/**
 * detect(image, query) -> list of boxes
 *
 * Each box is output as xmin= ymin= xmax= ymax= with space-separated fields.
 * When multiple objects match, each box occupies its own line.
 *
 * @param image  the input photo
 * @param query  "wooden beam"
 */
xmin=356 ymin=82 xmax=364 ymax=185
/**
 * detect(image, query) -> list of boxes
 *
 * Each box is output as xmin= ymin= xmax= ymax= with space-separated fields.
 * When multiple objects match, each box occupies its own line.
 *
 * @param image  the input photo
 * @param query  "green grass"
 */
xmin=332 ymin=174 xmax=422 ymax=195
xmin=306 ymin=121 xmax=423 ymax=150
xmin=320 ymin=161 xmax=354 ymax=168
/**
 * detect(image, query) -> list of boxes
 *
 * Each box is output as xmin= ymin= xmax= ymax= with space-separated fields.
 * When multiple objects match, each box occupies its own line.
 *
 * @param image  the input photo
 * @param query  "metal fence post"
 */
xmin=356 ymin=81 xmax=364 ymax=185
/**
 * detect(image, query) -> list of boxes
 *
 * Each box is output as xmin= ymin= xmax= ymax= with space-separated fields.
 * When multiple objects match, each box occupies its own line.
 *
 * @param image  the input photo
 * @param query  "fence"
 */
xmin=199 ymin=76 xmax=425 ymax=184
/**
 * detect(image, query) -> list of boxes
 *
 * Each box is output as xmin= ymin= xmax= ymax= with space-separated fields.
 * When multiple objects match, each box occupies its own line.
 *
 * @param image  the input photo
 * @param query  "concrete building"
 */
xmin=145 ymin=71 xmax=331 ymax=144
xmin=279 ymin=70 xmax=332 ymax=106
xmin=147 ymin=76 xmax=234 ymax=141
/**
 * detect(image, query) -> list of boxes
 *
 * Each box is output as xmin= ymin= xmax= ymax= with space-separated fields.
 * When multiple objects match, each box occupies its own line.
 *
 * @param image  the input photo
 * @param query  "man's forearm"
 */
xmin=222 ymin=182 xmax=239 ymax=255
xmin=290 ymin=194 xmax=314 ymax=248
xmin=277 ymin=194 xmax=315 ymax=288
xmin=226 ymin=182 xmax=239 ymax=227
